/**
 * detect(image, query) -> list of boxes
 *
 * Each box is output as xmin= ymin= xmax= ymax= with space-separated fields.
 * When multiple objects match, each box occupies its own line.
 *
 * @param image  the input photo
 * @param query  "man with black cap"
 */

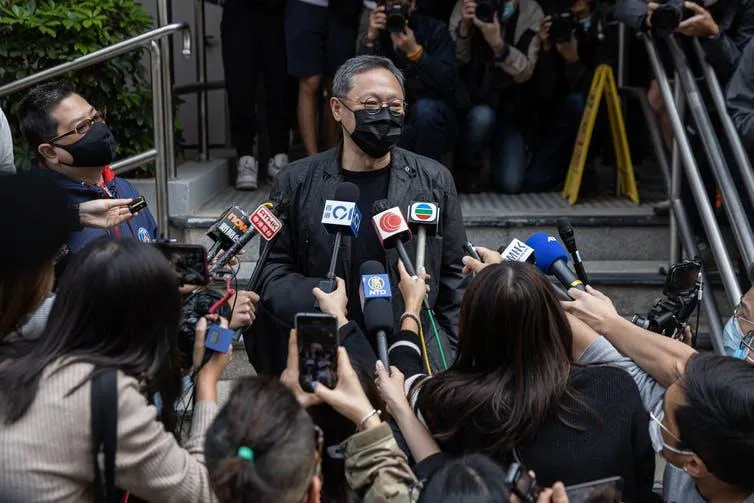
xmin=17 ymin=81 xmax=159 ymax=253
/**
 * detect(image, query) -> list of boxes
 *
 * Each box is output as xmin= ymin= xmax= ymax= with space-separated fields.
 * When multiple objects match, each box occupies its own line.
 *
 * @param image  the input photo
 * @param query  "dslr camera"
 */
xmin=632 ymin=260 xmax=702 ymax=338
xmin=384 ymin=1 xmax=410 ymax=33
xmin=549 ymin=11 xmax=578 ymax=44
xmin=651 ymin=0 xmax=701 ymax=37
xmin=475 ymin=0 xmax=501 ymax=24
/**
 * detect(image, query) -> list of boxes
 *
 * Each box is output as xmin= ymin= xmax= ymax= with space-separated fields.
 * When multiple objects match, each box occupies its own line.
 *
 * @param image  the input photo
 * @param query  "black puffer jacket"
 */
xmin=254 ymin=146 xmax=467 ymax=374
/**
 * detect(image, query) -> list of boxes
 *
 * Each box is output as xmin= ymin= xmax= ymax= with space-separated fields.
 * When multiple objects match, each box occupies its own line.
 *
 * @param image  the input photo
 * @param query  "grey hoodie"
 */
xmin=6 ymin=295 xmax=54 ymax=343
xmin=0 ymin=108 xmax=14 ymax=175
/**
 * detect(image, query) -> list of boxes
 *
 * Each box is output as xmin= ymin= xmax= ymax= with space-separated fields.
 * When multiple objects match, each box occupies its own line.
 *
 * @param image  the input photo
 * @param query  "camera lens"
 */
xmin=651 ymin=3 xmax=682 ymax=37
xmin=475 ymin=1 xmax=494 ymax=23
xmin=631 ymin=314 xmax=650 ymax=330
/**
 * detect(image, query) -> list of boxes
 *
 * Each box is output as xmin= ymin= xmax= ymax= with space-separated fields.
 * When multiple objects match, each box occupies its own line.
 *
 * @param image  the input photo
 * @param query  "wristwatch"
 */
xmin=493 ymin=44 xmax=511 ymax=63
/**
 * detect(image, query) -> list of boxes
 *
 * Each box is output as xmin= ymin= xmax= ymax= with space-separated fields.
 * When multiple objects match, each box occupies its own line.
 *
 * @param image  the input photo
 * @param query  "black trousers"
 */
xmin=221 ymin=0 xmax=290 ymax=157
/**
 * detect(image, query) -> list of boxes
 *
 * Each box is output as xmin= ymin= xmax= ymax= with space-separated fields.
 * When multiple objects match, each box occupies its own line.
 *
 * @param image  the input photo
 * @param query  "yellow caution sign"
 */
xmin=563 ymin=64 xmax=639 ymax=205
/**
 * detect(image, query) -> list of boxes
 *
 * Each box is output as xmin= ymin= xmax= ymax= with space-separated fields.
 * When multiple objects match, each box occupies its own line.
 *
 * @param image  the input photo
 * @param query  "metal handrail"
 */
xmin=111 ymin=149 xmax=158 ymax=175
xmin=0 ymin=22 xmax=191 ymax=237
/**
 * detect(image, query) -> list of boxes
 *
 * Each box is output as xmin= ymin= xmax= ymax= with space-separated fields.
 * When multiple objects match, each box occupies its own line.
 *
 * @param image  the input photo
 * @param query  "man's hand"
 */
xmin=646 ymin=2 xmax=659 ymax=28
xmin=556 ymin=33 xmax=579 ymax=63
xmin=473 ymin=14 xmax=504 ymax=56
xmin=458 ymin=0 xmax=477 ymax=36
xmin=461 ymin=245 xmax=502 ymax=274
xmin=391 ymin=26 xmax=420 ymax=55
xmin=228 ymin=290 xmax=259 ymax=329
xmin=280 ymin=329 xmax=324 ymax=409
xmin=561 ymin=285 xmax=620 ymax=335
xmin=677 ymin=2 xmax=719 ymax=37
xmin=367 ymin=6 xmax=386 ymax=43
xmin=78 ymin=198 xmax=136 ymax=229
xmin=312 ymin=277 xmax=349 ymax=328
xmin=539 ymin=16 xmax=552 ymax=51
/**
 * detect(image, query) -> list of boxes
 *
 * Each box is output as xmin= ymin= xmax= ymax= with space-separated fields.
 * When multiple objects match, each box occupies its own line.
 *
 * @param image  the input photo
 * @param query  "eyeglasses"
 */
xmin=649 ymin=410 xmax=694 ymax=456
xmin=46 ymin=110 xmax=107 ymax=144
xmin=733 ymin=298 xmax=754 ymax=356
xmin=338 ymin=97 xmax=406 ymax=117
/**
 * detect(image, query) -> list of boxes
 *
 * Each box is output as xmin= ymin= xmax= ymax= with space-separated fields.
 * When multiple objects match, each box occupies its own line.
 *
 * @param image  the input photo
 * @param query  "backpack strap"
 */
xmin=91 ymin=368 xmax=120 ymax=503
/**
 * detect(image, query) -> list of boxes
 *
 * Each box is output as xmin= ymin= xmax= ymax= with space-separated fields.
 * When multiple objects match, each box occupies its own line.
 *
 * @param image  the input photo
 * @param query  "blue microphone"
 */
xmin=525 ymin=233 xmax=586 ymax=292
xmin=360 ymin=260 xmax=393 ymax=369
xmin=317 ymin=182 xmax=361 ymax=299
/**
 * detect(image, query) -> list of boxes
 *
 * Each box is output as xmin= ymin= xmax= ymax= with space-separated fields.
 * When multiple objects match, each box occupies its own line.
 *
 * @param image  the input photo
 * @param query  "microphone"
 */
xmin=499 ymin=238 xmax=536 ymax=264
xmin=406 ymin=195 xmax=439 ymax=274
xmin=557 ymin=218 xmax=589 ymax=286
xmin=209 ymin=198 xmax=288 ymax=274
xmin=319 ymin=182 xmax=362 ymax=294
xmin=525 ymin=233 xmax=586 ymax=292
xmin=360 ymin=260 xmax=393 ymax=368
xmin=206 ymin=206 xmax=252 ymax=262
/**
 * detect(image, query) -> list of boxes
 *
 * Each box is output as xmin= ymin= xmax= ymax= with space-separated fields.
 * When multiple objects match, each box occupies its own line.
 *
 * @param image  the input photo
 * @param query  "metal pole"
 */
xmin=615 ymin=23 xmax=627 ymax=196
xmin=157 ymin=0 xmax=177 ymax=179
xmin=692 ymin=38 xmax=754 ymax=209
xmin=149 ymin=41 xmax=170 ymax=238
xmin=194 ymin=0 xmax=209 ymax=161
xmin=111 ymin=148 xmax=158 ymax=175
xmin=669 ymin=75 xmax=684 ymax=265
xmin=666 ymin=36 xmax=754 ymax=269
xmin=621 ymin=87 xmax=671 ymax=188
xmin=641 ymin=33 xmax=741 ymax=305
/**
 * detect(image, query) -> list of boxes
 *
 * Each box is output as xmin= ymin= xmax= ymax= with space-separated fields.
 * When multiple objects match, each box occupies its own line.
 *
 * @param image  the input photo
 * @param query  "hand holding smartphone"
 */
xmin=295 ymin=313 xmax=339 ymax=393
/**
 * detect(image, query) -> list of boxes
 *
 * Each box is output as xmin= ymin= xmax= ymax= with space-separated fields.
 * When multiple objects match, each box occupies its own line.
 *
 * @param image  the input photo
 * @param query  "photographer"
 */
xmin=564 ymin=286 xmax=754 ymax=503
xmin=526 ymin=0 xmax=618 ymax=192
xmin=358 ymin=0 xmax=458 ymax=161
xmin=0 ymin=237 xmax=231 ymax=502
xmin=450 ymin=0 xmax=545 ymax=193
xmin=727 ymin=36 xmax=754 ymax=153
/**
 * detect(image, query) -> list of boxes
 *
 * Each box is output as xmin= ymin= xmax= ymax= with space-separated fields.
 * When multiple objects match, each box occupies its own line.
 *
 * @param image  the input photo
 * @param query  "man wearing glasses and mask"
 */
xmin=17 ymin=81 xmax=158 ymax=256
xmin=254 ymin=56 xmax=467 ymax=375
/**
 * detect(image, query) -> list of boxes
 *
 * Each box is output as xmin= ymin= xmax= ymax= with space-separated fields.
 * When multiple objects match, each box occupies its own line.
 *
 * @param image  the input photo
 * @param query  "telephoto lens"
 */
xmin=385 ymin=3 xmax=409 ymax=33
xmin=474 ymin=0 xmax=497 ymax=23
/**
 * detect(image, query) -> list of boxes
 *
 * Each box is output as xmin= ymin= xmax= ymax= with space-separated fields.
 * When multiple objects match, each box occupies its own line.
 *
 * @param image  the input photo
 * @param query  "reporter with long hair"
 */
xmin=0 ymin=237 xmax=230 ymax=502
xmin=388 ymin=255 xmax=655 ymax=501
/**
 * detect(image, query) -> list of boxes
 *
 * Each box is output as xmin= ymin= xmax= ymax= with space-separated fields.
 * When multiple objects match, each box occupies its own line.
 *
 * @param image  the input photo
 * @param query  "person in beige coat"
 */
xmin=0 ymin=237 xmax=232 ymax=503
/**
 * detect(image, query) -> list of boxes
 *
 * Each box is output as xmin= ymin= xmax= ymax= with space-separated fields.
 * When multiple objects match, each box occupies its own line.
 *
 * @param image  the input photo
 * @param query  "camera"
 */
xmin=505 ymin=462 xmax=541 ymax=502
xmin=550 ymin=11 xmax=578 ymax=44
xmin=650 ymin=0 xmax=699 ymax=37
xmin=475 ymin=0 xmax=500 ymax=24
xmin=632 ymin=260 xmax=702 ymax=338
xmin=385 ymin=2 xmax=410 ymax=33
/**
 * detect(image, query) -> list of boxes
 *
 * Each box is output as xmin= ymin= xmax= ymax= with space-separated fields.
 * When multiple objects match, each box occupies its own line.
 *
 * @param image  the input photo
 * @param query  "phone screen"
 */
xmin=296 ymin=313 xmax=338 ymax=393
xmin=153 ymin=243 xmax=210 ymax=286
xmin=565 ymin=477 xmax=623 ymax=503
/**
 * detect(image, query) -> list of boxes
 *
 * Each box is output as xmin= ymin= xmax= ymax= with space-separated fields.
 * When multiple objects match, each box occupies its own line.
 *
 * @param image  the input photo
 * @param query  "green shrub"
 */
xmin=0 ymin=0 xmax=157 ymax=175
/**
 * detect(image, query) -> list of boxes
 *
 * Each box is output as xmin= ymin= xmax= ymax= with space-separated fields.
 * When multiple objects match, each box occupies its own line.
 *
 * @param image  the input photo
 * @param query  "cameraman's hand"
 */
xmin=561 ymin=285 xmax=620 ymax=335
xmin=646 ymin=2 xmax=659 ymax=28
xmin=539 ymin=16 xmax=552 ymax=51
xmin=458 ymin=0 xmax=477 ymax=36
xmin=229 ymin=290 xmax=259 ymax=329
xmin=375 ymin=361 xmax=411 ymax=417
xmin=367 ymin=6 xmax=386 ymax=43
xmin=78 ymin=198 xmax=136 ymax=229
xmin=391 ymin=26 xmax=420 ymax=55
xmin=314 ymin=347 xmax=379 ymax=428
xmin=280 ymin=329 xmax=324 ymax=409
xmin=397 ymin=260 xmax=429 ymax=314
xmin=461 ymin=245 xmax=502 ymax=274
xmin=677 ymin=2 xmax=718 ymax=37
xmin=473 ymin=14 xmax=505 ymax=55
xmin=195 ymin=316 xmax=233 ymax=401
xmin=534 ymin=482 xmax=569 ymax=503
xmin=556 ymin=33 xmax=579 ymax=63
xmin=313 ymin=277 xmax=349 ymax=328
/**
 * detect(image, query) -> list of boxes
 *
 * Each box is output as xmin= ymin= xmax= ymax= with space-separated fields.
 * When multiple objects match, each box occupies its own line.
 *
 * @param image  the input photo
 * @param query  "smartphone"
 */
xmin=504 ymin=463 xmax=541 ymax=503
xmin=128 ymin=195 xmax=147 ymax=214
xmin=565 ymin=476 xmax=624 ymax=503
xmin=295 ymin=313 xmax=339 ymax=393
xmin=153 ymin=242 xmax=210 ymax=286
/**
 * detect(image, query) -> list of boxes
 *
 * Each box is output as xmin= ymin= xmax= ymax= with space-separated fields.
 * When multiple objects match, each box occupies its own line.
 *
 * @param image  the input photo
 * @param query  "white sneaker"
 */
xmin=267 ymin=153 xmax=288 ymax=182
xmin=235 ymin=155 xmax=258 ymax=190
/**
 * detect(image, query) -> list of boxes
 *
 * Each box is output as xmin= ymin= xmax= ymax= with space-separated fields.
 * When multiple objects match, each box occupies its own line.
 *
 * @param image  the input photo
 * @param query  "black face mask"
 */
xmin=53 ymin=122 xmax=117 ymax=168
xmin=346 ymin=107 xmax=404 ymax=159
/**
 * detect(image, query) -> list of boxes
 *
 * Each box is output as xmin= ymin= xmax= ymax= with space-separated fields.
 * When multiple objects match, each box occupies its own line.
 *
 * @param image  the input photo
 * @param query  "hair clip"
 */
xmin=237 ymin=446 xmax=255 ymax=463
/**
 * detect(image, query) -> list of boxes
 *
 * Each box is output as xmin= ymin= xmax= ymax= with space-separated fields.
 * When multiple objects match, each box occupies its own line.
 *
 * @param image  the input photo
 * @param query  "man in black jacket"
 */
xmin=358 ymin=1 xmax=458 ymax=161
xmin=254 ymin=55 xmax=467 ymax=375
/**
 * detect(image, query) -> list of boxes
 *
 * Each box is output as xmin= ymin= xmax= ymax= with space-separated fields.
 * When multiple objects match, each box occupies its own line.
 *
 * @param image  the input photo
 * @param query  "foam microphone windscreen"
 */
xmin=334 ymin=181 xmax=360 ymax=203
xmin=525 ymin=233 xmax=570 ymax=274
xmin=373 ymin=198 xmax=391 ymax=215
xmin=360 ymin=260 xmax=385 ymax=276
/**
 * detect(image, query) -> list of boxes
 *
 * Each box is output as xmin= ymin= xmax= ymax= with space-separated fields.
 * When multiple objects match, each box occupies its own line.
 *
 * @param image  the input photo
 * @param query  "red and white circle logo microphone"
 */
xmin=379 ymin=211 xmax=402 ymax=233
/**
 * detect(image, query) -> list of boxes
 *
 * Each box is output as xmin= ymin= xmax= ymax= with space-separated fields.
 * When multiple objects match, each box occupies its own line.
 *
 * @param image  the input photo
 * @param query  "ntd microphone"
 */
xmin=407 ymin=196 xmax=439 ymax=273
xmin=360 ymin=261 xmax=393 ymax=369
xmin=525 ymin=233 xmax=586 ymax=291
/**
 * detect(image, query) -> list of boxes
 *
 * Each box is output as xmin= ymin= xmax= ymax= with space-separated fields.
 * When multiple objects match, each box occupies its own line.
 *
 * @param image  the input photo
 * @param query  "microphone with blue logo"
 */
xmin=360 ymin=260 xmax=393 ymax=369
xmin=407 ymin=194 xmax=439 ymax=274
xmin=319 ymin=182 xmax=362 ymax=296
xmin=525 ymin=232 xmax=586 ymax=293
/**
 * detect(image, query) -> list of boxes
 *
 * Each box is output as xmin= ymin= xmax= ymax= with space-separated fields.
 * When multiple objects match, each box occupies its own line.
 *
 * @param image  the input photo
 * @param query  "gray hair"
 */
xmin=332 ymin=55 xmax=405 ymax=99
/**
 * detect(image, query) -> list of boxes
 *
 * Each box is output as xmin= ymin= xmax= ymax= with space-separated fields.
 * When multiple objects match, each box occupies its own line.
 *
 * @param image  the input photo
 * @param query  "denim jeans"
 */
xmin=399 ymin=98 xmax=458 ymax=162
xmin=465 ymin=92 xmax=586 ymax=193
